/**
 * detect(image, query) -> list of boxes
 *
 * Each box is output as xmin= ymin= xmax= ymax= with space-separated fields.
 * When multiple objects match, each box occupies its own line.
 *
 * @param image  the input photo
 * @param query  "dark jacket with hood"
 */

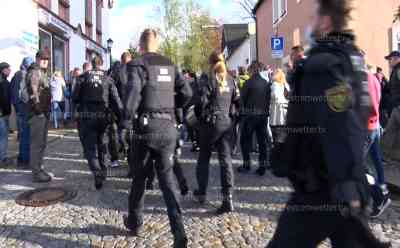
xmin=240 ymin=72 xmax=271 ymax=116
xmin=10 ymin=57 xmax=34 ymax=109
xmin=0 ymin=72 xmax=11 ymax=117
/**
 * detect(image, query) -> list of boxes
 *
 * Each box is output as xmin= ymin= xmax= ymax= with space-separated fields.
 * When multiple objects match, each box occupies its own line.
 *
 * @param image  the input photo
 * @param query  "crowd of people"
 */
xmin=0 ymin=0 xmax=400 ymax=247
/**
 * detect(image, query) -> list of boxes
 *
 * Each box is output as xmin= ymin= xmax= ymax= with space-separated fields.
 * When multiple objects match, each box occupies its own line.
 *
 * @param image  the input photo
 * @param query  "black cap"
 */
xmin=385 ymin=51 xmax=400 ymax=60
xmin=36 ymin=50 xmax=50 ymax=60
xmin=0 ymin=62 xmax=10 ymax=72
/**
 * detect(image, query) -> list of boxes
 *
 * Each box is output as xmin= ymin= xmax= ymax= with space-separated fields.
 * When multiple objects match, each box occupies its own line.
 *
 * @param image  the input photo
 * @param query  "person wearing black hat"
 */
xmin=385 ymin=51 xmax=400 ymax=116
xmin=382 ymin=51 xmax=400 ymax=162
xmin=0 ymin=62 xmax=12 ymax=167
xmin=25 ymin=50 xmax=53 ymax=182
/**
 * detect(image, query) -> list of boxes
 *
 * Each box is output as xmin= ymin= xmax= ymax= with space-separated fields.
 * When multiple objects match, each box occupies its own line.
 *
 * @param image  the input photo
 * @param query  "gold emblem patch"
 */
xmin=325 ymin=84 xmax=352 ymax=112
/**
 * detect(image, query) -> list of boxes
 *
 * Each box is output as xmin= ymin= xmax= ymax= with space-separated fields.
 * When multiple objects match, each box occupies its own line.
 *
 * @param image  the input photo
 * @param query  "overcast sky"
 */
xmin=109 ymin=0 xmax=252 ymax=57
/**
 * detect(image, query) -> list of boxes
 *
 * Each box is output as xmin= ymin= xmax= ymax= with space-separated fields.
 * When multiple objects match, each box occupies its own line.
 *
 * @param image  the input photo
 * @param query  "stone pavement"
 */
xmin=0 ymin=129 xmax=399 ymax=248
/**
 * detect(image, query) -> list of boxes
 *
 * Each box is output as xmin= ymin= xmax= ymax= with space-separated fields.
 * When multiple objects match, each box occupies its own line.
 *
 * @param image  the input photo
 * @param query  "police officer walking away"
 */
xmin=108 ymin=52 xmax=133 ymax=166
xmin=237 ymin=61 xmax=271 ymax=176
xmin=25 ymin=51 xmax=52 ymax=183
xmin=193 ymin=51 xmax=240 ymax=214
xmin=73 ymin=56 xmax=122 ymax=190
xmin=267 ymin=0 xmax=390 ymax=247
xmin=121 ymin=29 xmax=192 ymax=248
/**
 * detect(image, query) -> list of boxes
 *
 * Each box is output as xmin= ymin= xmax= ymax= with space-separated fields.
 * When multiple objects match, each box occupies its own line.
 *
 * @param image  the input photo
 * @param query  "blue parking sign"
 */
xmin=271 ymin=37 xmax=284 ymax=58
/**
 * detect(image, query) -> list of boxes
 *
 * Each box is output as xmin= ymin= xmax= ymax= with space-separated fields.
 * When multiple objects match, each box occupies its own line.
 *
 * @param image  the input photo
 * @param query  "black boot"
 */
xmin=146 ymin=181 xmax=154 ymax=190
xmin=193 ymin=189 xmax=206 ymax=205
xmin=123 ymin=215 xmax=143 ymax=236
xmin=179 ymin=183 xmax=189 ymax=196
xmin=94 ymin=175 xmax=104 ymax=190
xmin=255 ymin=166 xmax=266 ymax=176
xmin=237 ymin=160 xmax=251 ymax=173
xmin=94 ymin=170 xmax=106 ymax=190
xmin=255 ymin=161 xmax=270 ymax=176
xmin=173 ymin=234 xmax=188 ymax=248
xmin=216 ymin=194 xmax=234 ymax=215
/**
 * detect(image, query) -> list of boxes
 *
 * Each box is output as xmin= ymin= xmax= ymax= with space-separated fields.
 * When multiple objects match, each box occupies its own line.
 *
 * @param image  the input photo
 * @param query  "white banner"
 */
xmin=0 ymin=0 xmax=39 ymax=73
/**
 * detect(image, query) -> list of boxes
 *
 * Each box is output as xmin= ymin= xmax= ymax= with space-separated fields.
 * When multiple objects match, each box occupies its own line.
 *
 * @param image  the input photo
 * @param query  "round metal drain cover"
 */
xmin=16 ymin=187 xmax=77 ymax=207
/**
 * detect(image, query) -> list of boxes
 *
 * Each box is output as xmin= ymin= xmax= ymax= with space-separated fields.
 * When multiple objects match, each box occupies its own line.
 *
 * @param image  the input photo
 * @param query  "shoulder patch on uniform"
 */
xmin=325 ymin=84 xmax=352 ymax=112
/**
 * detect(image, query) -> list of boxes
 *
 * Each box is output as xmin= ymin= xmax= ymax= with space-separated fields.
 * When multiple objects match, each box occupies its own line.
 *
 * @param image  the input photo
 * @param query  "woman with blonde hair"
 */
xmin=50 ymin=70 xmax=66 ymax=129
xmin=269 ymin=68 xmax=290 ymax=144
xmin=194 ymin=51 xmax=240 ymax=214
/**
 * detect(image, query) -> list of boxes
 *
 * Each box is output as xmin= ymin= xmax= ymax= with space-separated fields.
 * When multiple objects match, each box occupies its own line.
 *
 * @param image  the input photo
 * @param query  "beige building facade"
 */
xmin=254 ymin=0 xmax=400 ymax=75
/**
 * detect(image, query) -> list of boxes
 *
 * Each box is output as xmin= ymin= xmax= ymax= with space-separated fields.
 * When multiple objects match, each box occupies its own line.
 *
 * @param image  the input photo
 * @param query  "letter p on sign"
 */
xmin=271 ymin=37 xmax=284 ymax=50
xmin=273 ymin=39 xmax=281 ymax=49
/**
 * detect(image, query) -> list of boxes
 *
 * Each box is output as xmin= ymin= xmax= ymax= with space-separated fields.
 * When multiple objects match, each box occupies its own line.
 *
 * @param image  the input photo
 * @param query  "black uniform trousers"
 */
xmin=196 ymin=116 xmax=234 ymax=195
xmin=128 ymin=118 xmax=186 ymax=238
xmin=187 ymin=125 xmax=199 ymax=144
xmin=240 ymin=115 xmax=270 ymax=165
xmin=78 ymin=116 xmax=108 ymax=177
xmin=266 ymin=190 xmax=376 ymax=248
xmin=146 ymin=153 xmax=188 ymax=192
xmin=107 ymin=121 xmax=120 ymax=162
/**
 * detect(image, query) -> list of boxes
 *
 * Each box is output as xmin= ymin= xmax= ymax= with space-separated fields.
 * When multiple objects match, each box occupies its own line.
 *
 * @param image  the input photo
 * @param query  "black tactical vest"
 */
xmin=140 ymin=56 xmax=175 ymax=113
xmin=213 ymin=78 xmax=234 ymax=114
xmin=81 ymin=70 xmax=106 ymax=104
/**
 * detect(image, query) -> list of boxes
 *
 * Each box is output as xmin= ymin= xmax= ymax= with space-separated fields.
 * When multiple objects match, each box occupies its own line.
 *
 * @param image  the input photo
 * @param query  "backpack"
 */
xmin=10 ymin=70 xmax=30 ymax=105
xmin=19 ymin=70 xmax=30 ymax=104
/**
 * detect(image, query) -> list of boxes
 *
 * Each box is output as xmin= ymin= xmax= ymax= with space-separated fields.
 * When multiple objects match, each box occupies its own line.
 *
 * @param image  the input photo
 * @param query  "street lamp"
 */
xmin=107 ymin=38 xmax=114 ymax=68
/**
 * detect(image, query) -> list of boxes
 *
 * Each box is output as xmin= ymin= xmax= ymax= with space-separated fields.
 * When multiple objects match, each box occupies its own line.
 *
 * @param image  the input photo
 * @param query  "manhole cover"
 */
xmin=15 ymin=187 xmax=77 ymax=207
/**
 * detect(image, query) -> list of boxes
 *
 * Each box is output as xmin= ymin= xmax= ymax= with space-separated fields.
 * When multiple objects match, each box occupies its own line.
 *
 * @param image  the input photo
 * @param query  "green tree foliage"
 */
xmin=128 ymin=46 xmax=140 ymax=59
xmin=159 ymin=0 xmax=184 ymax=65
xmin=158 ymin=0 xmax=221 ymax=72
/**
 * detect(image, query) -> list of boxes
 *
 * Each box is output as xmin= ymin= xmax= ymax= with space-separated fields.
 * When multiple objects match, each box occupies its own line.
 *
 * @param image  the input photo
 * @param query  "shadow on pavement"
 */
xmin=0 ymin=223 xmax=127 ymax=247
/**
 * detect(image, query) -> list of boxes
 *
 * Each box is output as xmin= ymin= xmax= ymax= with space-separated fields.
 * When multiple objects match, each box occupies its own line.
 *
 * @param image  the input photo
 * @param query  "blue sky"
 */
xmin=110 ymin=0 xmax=253 ymax=57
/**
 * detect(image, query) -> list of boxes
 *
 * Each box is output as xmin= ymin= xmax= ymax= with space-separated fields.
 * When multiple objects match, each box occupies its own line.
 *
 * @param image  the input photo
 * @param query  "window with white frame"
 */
xmin=273 ymin=0 xmax=287 ymax=25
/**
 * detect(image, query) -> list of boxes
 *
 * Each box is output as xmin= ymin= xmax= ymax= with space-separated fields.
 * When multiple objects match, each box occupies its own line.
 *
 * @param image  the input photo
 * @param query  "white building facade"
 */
xmin=0 ymin=0 xmax=113 ymax=78
xmin=226 ymin=38 xmax=252 ymax=71
xmin=223 ymin=23 xmax=257 ymax=72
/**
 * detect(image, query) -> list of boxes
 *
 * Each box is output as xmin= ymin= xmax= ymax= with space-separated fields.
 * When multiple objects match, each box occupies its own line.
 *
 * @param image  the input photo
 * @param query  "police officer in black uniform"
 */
xmin=267 ymin=0 xmax=390 ymax=247
xmin=121 ymin=29 xmax=192 ymax=248
xmin=107 ymin=61 xmax=122 ymax=167
xmin=238 ymin=61 xmax=272 ymax=176
xmin=109 ymin=52 xmax=133 ymax=160
xmin=73 ymin=57 xmax=122 ymax=190
xmin=193 ymin=51 xmax=240 ymax=214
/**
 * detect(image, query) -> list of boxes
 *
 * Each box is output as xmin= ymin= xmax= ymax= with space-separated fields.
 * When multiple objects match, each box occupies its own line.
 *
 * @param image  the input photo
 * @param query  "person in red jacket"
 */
xmin=366 ymin=72 xmax=391 ymax=218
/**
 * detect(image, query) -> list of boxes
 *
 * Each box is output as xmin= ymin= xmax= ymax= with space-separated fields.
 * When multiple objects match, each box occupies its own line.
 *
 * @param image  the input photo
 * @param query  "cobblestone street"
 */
xmin=0 ymin=130 xmax=400 ymax=248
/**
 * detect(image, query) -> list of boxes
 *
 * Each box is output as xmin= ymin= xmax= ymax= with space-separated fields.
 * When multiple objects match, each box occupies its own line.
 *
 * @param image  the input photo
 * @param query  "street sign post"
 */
xmin=271 ymin=36 xmax=284 ymax=59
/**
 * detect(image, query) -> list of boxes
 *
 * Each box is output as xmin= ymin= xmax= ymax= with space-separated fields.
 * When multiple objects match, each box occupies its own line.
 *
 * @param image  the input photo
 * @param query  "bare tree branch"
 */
xmin=236 ymin=0 xmax=256 ymax=19
xmin=243 ymin=0 xmax=254 ymax=11
xmin=237 ymin=1 xmax=254 ymax=18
